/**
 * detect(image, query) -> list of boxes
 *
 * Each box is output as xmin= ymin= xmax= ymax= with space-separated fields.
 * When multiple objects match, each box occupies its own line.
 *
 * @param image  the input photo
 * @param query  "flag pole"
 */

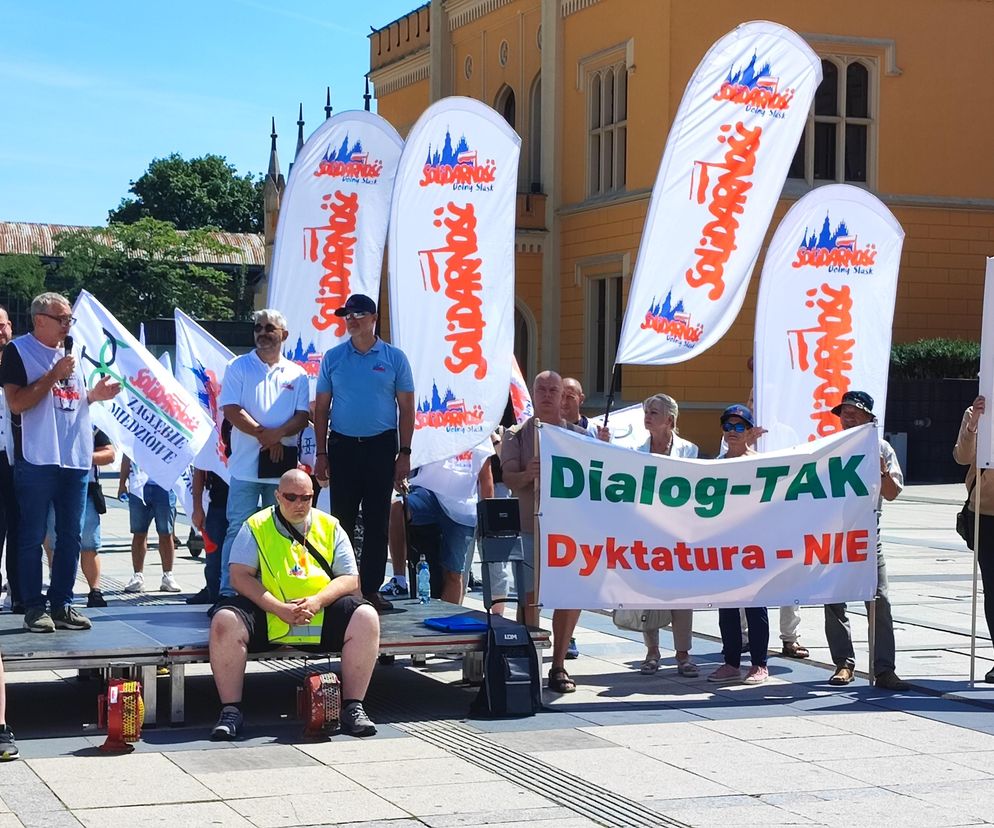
xmin=970 ymin=468 xmax=983 ymax=684
xmin=602 ymin=362 xmax=620 ymax=427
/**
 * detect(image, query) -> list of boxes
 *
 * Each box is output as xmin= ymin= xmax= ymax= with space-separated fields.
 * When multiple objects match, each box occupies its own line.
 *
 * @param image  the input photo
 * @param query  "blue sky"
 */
xmin=0 ymin=0 xmax=420 ymax=227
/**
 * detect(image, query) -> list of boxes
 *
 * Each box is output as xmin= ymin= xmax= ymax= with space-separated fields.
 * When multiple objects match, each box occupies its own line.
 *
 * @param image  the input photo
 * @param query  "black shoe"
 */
xmin=210 ymin=705 xmax=243 ymax=741
xmin=0 ymin=726 xmax=18 ymax=761
xmin=51 ymin=605 xmax=92 ymax=631
xmin=86 ymin=589 xmax=107 ymax=608
xmin=185 ymin=588 xmax=213 ymax=605
xmin=986 ymin=667 xmax=994 ymax=684
xmin=364 ymin=592 xmax=394 ymax=612
xmin=340 ymin=702 xmax=376 ymax=737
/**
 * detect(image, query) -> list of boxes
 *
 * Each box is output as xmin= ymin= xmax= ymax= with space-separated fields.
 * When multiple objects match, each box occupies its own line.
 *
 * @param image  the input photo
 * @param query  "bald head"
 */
xmin=561 ymin=377 xmax=585 ymax=423
xmin=276 ymin=469 xmax=314 ymax=522
xmin=280 ymin=469 xmax=311 ymax=489
xmin=533 ymin=370 xmax=563 ymax=422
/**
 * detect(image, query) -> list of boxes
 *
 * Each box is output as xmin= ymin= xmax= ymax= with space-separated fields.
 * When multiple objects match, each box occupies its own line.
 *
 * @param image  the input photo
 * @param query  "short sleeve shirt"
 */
xmin=229 ymin=508 xmax=358 ymax=578
xmin=219 ymin=352 xmax=310 ymax=482
xmin=316 ymin=338 xmax=414 ymax=437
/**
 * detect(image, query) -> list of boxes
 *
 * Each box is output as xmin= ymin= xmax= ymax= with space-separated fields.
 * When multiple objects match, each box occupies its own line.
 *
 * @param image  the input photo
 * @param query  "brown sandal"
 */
xmin=548 ymin=667 xmax=577 ymax=694
xmin=781 ymin=641 xmax=810 ymax=659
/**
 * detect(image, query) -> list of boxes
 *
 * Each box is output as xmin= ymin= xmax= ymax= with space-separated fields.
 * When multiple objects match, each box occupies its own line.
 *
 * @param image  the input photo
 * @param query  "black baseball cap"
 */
xmin=831 ymin=390 xmax=874 ymax=418
xmin=334 ymin=294 xmax=377 ymax=317
xmin=720 ymin=404 xmax=754 ymax=428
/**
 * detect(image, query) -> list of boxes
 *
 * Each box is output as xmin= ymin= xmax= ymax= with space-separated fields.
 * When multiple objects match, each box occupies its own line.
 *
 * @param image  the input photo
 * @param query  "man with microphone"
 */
xmin=0 ymin=293 xmax=119 ymax=633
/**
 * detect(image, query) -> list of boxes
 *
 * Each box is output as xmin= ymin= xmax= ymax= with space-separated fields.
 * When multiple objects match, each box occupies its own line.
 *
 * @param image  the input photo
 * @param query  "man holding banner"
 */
xmin=1 ymin=292 xmax=119 ymax=633
xmin=824 ymin=391 xmax=909 ymax=691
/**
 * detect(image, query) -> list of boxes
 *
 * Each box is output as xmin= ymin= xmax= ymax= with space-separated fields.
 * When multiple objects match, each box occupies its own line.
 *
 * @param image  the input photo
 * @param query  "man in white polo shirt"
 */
xmin=217 ymin=309 xmax=310 ymax=597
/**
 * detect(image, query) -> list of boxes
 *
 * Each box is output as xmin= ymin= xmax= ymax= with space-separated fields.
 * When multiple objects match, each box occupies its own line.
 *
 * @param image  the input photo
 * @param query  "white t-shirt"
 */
xmin=219 ymin=352 xmax=310 ymax=483
xmin=638 ymin=433 xmax=699 ymax=458
xmin=229 ymin=509 xmax=358 ymax=577
xmin=412 ymin=441 xmax=495 ymax=526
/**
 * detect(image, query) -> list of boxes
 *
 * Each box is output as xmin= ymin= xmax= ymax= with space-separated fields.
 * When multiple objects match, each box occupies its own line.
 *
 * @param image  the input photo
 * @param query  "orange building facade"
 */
xmin=369 ymin=0 xmax=994 ymax=450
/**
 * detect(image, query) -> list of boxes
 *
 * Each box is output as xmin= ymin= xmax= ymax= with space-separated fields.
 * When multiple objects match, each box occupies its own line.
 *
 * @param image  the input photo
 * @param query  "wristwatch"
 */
xmin=398 ymin=446 xmax=412 ymax=456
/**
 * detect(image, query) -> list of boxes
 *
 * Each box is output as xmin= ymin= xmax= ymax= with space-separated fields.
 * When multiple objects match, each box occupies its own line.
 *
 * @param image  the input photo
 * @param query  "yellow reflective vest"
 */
xmin=248 ymin=506 xmax=338 ymax=645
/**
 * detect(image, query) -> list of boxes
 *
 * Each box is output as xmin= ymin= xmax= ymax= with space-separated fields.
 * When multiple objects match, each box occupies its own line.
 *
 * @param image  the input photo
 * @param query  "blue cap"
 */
xmin=720 ymin=404 xmax=754 ymax=428
xmin=334 ymin=294 xmax=377 ymax=317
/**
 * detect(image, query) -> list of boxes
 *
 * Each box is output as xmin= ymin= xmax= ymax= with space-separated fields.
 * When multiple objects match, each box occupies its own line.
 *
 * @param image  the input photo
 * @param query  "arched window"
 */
xmin=529 ymin=75 xmax=542 ymax=192
xmin=495 ymin=85 xmax=516 ymax=130
xmin=587 ymin=62 xmax=627 ymax=196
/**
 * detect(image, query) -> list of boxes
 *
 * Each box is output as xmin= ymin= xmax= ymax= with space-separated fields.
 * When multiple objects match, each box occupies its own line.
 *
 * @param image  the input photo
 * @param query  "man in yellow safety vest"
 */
xmin=208 ymin=469 xmax=380 ymax=739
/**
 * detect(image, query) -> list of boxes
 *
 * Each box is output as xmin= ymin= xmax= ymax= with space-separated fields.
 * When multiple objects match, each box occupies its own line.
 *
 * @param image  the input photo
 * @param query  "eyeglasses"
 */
xmin=721 ymin=421 xmax=748 ymax=433
xmin=39 ymin=313 xmax=75 ymax=326
xmin=344 ymin=312 xmax=370 ymax=321
xmin=278 ymin=491 xmax=313 ymax=503
xmin=253 ymin=323 xmax=281 ymax=334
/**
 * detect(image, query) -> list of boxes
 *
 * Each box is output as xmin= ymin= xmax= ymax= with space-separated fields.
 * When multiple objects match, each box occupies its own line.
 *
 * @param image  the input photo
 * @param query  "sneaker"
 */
xmin=340 ymin=701 xmax=377 ymax=737
xmin=210 ymin=705 xmax=243 ymax=741
xmin=86 ymin=589 xmax=107 ymax=608
xmin=829 ymin=665 xmax=855 ymax=686
xmin=744 ymin=665 xmax=769 ymax=685
xmin=364 ymin=592 xmax=394 ymax=613
xmin=0 ymin=726 xmax=18 ymax=761
xmin=874 ymin=670 xmax=911 ymax=691
xmin=379 ymin=577 xmax=407 ymax=597
xmin=160 ymin=572 xmax=181 ymax=593
xmin=124 ymin=572 xmax=145 ymax=593
xmin=707 ymin=664 xmax=742 ymax=683
xmin=52 ymin=605 xmax=92 ymax=631
xmin=23 ymin=607 xmax=55 ymax=633
xmin=565 ymin=637 xmax=579 ymax=660
xmin=985 ymin=667 xmax=994 ymax=685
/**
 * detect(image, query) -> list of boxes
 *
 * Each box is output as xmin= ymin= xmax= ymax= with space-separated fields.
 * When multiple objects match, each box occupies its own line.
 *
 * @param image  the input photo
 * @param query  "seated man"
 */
xmin=208 ymin=469 xmax=380 ymax=739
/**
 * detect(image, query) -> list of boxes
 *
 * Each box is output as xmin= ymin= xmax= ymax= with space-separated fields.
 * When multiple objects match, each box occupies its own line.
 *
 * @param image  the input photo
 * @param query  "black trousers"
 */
xmin=327 ymin=430 xmax=397 ymax=595
xmin=0 ymin=451 xmax=20 ymax=605
xmin=977 ymin=514 xmax=994 ymax=641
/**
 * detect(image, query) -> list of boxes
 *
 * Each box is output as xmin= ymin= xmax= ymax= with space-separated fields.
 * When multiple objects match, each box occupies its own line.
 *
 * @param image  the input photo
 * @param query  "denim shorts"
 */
xmin=45 ymin=499 xmax=102 ymax=551
xmin=406 ymin=486 xmax=476 ymax=575
xmin=129 ymin=484 xmax=177 ymax=535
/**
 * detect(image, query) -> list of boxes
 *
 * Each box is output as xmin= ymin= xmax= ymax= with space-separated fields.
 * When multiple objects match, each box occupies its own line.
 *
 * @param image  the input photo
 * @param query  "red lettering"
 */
xmin=305 ymin=190 xmax=359 ymax=335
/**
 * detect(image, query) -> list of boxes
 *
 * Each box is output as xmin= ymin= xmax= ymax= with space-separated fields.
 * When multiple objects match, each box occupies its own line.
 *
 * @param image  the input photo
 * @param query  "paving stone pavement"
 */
xmin=1 ymin=482 xmax=993 ymax=827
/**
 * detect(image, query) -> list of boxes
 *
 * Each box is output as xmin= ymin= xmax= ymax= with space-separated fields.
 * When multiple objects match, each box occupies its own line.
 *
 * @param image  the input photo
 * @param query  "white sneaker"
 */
xmin=124 ymin=572 xmax=145 ymax=593
xmin=160 ymin=572 xmax=181 ymax=593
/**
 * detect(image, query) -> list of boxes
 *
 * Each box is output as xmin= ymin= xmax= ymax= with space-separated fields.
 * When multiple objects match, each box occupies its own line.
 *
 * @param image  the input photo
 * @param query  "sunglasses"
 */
xmin=278 ymin=491 xmax=313 ymax=503
xmin=721 ymin=421 xmax=749 ymax=433
xmin=344 ymin=311 xmax=371 ymax=321
xmin=253 ymin=323 xmax=281 ymax=333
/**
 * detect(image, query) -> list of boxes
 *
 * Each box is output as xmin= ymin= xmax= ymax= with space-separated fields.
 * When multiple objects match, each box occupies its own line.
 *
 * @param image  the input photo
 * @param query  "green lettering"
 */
xmin=755 ymin=465 xmax=790 ymax=501
xmin=639 ymin=465 xmax=657 ymax=505
xmin=694 ymin=477 xmax=728 ymax=517
xmin=659 ymin=476 xmax=691 ymax=507
xmin=550 ymin=456 xmax=584 ymax=499
xmin=785 ymin=462 xmax=827 ymax=501
xmin=589 ymin=460 xmax=603 ymax=501
xmin=829 ymin=454 xmax=868 ymax=497
xmin=605 ymin=473 xmax=637 ymax=503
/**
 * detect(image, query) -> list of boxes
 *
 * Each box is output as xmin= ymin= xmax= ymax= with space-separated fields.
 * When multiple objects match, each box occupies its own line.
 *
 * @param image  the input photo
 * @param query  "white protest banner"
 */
xmin=509 ymin=355 xmax=533 ymax=425
xmin=173 ymin=309 xmax=233 ymax=481
xmin=389 ymin=96 xmax=521 ymax=468
xmin=755 ymin=185 xmax=904 ymax=450
xmin=589 ymin=403 xmax=649 ymax=450
xmin=977 ymin=257 xmax=994 ymax=468
xmin=73 ymin=290 xmax=212 ymax=490
xmin=269 ymin=110 xmax=403 ymax=386
xmin=538 ymin=423 xmax=880 ymax=610
xmin=615 ymin=22 xmax=821 ymax=365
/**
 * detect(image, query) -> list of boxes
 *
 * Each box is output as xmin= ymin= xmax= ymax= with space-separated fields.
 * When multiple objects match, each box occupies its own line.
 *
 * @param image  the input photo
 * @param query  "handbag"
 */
xmin=611 ymin=608 xmax=672 ymax=632
xmin=956 ymin=475 xmax=979 ymax=551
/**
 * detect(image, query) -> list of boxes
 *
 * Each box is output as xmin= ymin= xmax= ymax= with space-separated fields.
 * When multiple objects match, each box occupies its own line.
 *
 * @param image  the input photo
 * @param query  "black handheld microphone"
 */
xmin=60 ymin=334 xmax=74 ymax=387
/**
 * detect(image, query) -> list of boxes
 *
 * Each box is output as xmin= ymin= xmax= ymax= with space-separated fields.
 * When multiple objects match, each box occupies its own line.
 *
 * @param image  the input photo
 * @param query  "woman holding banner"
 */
xmin=707 ymin=405 xmax=770 ymax=685
xmin=953 ymin=395 xmax=994 ymax=684
xmin=633 ymin=394 xmax=699 ymax=677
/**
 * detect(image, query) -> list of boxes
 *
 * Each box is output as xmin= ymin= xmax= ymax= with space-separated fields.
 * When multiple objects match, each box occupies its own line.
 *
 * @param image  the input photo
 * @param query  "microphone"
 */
xmin=60 ymin=335 xmax=74 ymax=387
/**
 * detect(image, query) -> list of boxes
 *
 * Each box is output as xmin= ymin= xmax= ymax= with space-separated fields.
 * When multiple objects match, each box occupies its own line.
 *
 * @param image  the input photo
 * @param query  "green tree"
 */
xmin=52 ymin=219 xmax=239 ymax=329
xmin=0 ymin=254 xmax=46 ymax=304
xmin=109 ymin=154 xmax=264 ymax=233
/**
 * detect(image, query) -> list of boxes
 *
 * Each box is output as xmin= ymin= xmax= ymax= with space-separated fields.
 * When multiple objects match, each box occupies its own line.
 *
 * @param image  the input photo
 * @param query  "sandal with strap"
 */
xmin=548 ymin=666 xmax=577 ymax=694
xmin=639 ymin=657 xmax=660 ymax=675
xmin=781 ymin=641 xmax=810 ymax=659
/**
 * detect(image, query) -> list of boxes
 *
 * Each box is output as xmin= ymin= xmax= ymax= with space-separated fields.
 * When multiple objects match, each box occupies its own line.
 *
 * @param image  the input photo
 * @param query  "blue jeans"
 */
xmin=16 ymin=462 xmax=87 ymax=611
xmin=202 ymin=495 xmax=229 ymax=602
xmin=219 ymin=479 xmax=276 ymax=596
xmin=406 ymin=487 xmax=476 ymax=574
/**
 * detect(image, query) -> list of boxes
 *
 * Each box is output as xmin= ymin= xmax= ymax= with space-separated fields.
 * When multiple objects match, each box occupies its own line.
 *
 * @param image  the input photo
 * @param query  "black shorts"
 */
xmin=209 ymin=594 xmax=371 ymax=653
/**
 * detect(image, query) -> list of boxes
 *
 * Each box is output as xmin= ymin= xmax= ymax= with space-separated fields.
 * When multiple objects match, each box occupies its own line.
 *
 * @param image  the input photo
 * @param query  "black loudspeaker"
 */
xmin=476 ymin=498 xmax=520 ymax=538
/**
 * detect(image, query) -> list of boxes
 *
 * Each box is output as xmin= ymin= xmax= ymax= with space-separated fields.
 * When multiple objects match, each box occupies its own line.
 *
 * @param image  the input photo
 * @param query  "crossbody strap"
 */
xmin=965 ymin=468 xmax=982 ymax=508
xmin=273 ymin=507 xmax=335 ymax=581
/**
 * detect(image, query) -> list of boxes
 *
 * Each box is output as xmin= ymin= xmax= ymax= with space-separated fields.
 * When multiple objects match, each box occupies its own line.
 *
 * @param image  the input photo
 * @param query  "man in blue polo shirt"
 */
xmin=314 ymin=295 xmax=415 ymax=611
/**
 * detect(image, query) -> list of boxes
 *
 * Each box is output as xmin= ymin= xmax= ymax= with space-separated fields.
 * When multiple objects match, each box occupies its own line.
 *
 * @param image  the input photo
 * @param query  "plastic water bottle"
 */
xmin=119 ymin=492 xmax=129 ymax=503
xmin=416 ymin=554 xmax=431 ymax=604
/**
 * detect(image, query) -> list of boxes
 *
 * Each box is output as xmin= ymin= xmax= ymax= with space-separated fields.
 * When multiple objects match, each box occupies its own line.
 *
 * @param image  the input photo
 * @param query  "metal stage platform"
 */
xmin=1 ymin=601 xmax=550 ymax=726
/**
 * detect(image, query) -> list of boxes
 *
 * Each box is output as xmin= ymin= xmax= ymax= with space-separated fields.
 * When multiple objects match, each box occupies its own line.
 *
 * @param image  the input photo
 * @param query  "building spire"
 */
xmin=295 ymin=103 xmax=305 ymax=158
xmin=363 ymin=76 xmax=372 ymax=112
xmin=267 ymin=117 xmax=280 ymax=179
xmin=325 ymin=86 xmax=333 ymax=120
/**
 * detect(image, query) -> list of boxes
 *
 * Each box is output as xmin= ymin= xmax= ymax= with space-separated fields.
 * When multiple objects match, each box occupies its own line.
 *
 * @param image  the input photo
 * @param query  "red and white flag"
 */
xmin=388 ymin=97 xmax=521 ymax=469
xmin=509 ymin=355 xmax=533 ymax=424
xmin=615 ymin=21 xmax=821 ymax=365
